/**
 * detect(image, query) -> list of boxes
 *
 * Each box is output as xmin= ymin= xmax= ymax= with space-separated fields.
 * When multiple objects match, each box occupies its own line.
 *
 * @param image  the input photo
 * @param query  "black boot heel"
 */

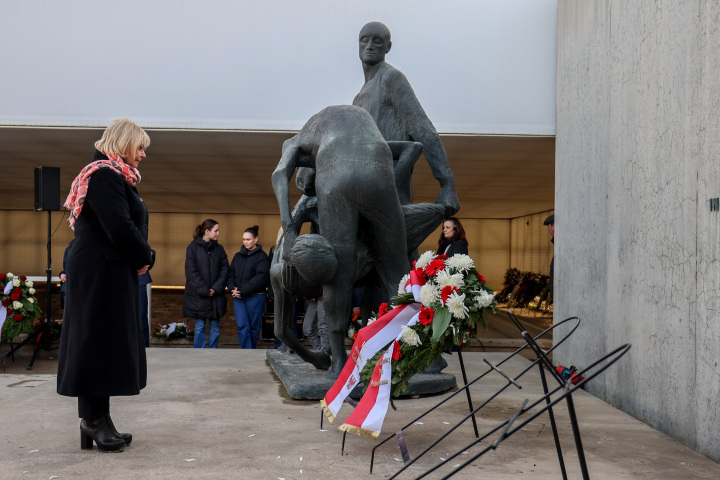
xmin=80 ymin=419 xmax=125 ymax=452
xmin=80 ymin=430 xmax=93 ymax=450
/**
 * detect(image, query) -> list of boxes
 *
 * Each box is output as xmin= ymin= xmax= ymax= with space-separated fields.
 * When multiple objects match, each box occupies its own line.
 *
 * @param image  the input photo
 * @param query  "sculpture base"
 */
xmin=266 ymin=349 xmax=456 ymax=400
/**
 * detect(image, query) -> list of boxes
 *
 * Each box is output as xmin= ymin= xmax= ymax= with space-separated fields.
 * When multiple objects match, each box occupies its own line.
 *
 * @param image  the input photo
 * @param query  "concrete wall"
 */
xmin=555 ymin=1 xmax=720 ymax=461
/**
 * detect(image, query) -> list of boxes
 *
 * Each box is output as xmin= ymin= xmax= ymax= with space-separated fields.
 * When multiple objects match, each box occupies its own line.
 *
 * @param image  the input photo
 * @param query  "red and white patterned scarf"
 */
xmin=64 ymin=153 xmax=141 ymax=229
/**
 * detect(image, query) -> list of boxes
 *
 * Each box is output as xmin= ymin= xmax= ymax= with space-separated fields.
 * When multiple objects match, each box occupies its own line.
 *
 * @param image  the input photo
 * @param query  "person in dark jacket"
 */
xmin=183 ymin=219 xmax=228 ymax=348
xmin=59 ymin=238 xmax=75 ymax=310
xmin=57 ymin=118 xmax=153 ymax=453
xmin=228 ymin=225 xmax=270 ymax=349
xmin=437 ymin=217 xmax=469 ymax=257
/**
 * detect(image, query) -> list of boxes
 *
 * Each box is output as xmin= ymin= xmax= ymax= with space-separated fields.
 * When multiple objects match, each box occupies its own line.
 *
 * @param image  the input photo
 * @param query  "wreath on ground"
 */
xmin=359 ymin=251 xmax=497 ymax=398
xmin=1 ymin=273 xmax=43 ymax=344
xmin=152 ymin=322 xmax=193 ymax=340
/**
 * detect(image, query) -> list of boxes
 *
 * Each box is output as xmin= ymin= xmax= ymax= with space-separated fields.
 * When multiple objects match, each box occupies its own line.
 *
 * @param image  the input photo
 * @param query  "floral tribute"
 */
xmin=363 ymin=251 xmax=497 ymax=398
xmin=0 ymin=272 xmax=43 ymax=344
xmin=151 ymin=322 xmax=192 ymax=340
xmin=322 ymin=252 xmax=496 ymax=439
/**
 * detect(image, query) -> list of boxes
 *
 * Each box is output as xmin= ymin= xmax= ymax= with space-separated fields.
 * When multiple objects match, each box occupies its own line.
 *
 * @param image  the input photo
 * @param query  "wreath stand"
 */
xmin=369 ymin=312 xmax=630 ymax=480
xmin=2 ymin=210 xmax=58 ymax=372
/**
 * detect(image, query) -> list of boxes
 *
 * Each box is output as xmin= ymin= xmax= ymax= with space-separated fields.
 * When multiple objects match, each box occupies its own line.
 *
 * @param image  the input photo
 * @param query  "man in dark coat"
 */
xmin=537 ymin=214 xmax=554 ymax=309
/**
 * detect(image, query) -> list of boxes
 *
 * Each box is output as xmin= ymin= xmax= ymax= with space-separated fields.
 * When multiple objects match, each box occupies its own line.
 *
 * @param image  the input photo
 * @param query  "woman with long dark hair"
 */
xmin=58 ymin=118 xmax=153 ymax=452
xmin=228 ymin=225 xmax=270 ymax=348
xmin=183 ymin=219 xmax=228 ymax=348
xmin=437 ymin=217 xmax=469 ymax=257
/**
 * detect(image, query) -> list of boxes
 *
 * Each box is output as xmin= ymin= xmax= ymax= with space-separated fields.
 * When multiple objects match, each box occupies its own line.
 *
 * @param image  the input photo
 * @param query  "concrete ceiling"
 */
xmin=0 ymin=127 xmax=554 ymax=219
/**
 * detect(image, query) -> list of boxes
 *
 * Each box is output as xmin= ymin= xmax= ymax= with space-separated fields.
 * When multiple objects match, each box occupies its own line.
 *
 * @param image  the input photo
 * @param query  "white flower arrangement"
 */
xmin=445 ymin=291 xmax=469 ymax=319
xmin=446 ymin=254 xmax=474 ymax=273
xmin=399 ymin=325 xmax=422 ymax=346
xmin=419 ymin=283 xmax=441 ymax=308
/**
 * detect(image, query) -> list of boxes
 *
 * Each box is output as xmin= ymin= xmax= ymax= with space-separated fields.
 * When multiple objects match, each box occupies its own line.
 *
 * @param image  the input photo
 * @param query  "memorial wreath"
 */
xmin=323 ymin=251 xmax=497 ymax=438
xmin=0 ymin=272 xmax=43 ymax=344
xmin=361 ymin=251 xmax=497 ymax=397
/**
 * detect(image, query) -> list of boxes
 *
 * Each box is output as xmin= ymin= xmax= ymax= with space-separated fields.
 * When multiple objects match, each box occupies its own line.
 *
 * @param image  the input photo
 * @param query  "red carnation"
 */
xmin=378 ymin=303 xmax=389 ymax=317
xmin=10 ymin=292 xmax=20 ymax=301
xmin=476 ymin=273 xmax=486 ymax=283
xmin=20 ymin=275 xmax=27 ymax=281
xmin=14 ymin=313 xmax=24 ymax=322
xmin=440 ymin=285 xmax=459 ymax=303
xmin=2 ymin=299 xmax=9 ymax=307
xmin=412 ymin=260 xmax=417 ymax=268
xmin=436 ymin=254 xmax=448 ymax=260
xmin=15 ymin=287 xmax=23 ymax=294
xmin=424 ymin=259 xmax=445 ymax=277
xmin=392 ymin=340 xmax=402 ymax=361
xmin=418 ymin=306 xmax=434 ymax=325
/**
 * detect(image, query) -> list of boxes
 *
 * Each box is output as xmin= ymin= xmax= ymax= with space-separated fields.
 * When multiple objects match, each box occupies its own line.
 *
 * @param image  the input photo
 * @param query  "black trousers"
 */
xmin=78 ymin=396 xmax=110 ymax=420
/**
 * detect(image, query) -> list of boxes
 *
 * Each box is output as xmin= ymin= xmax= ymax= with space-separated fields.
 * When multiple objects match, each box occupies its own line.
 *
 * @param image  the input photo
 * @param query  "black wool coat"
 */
xmin=183 ymin=237 xmax=228 ymax=319
xmin=227 ymin=245 xmax=270 ymax=296
xmin=437 ymin=238 xmax=469 ymax=257
xmin=57 ymin=168 xmax=153 ymax=398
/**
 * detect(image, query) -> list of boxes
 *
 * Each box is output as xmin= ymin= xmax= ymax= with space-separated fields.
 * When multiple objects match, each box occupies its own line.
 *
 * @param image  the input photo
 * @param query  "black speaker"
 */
xmin=34 ymin=166 xmax=61 ymax=211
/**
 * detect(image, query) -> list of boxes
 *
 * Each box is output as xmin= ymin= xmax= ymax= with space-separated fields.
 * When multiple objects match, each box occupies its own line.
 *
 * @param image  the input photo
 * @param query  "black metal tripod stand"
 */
xmin=2 ymin=210 xmax=58 ymax=371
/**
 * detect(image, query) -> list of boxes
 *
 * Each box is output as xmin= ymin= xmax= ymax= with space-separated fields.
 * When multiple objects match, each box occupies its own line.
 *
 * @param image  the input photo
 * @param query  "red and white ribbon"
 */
xmin=321 ymin=270 xmax=425 ymax=423
xmin=340 ymin=313 xmax=420 ymax=438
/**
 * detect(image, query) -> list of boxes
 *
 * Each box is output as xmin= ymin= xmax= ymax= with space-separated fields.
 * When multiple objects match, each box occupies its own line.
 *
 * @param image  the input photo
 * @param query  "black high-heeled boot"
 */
xmin=80 ymin=417 xmax=126 ymax=452
xmin=105 ymin=414 xmax=132 ymax=445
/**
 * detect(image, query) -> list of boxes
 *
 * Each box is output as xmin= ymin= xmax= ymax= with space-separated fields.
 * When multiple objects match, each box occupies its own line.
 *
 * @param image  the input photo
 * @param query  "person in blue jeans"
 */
xmin=183 ymin=219 xmax=228 ymax=348
xmin=228 ymin=225 xmax=270 ymax=348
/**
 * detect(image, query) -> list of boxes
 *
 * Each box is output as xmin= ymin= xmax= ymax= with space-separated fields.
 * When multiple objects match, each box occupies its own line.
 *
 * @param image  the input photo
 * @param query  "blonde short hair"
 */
xmin=94 ymin=118 xmax=150 ymax=160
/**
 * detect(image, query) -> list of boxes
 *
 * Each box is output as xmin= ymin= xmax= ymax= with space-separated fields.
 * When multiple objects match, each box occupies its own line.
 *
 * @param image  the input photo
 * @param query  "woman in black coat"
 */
xmin=183 ymin=219 xmax=228 ymax=348
xmin=57 ymin=119 xmax=153 ymax=452
xmin=437 ymin=217 xmax=469 ymax=257
xmin=228 ymin=225 xmax=270 ymax=349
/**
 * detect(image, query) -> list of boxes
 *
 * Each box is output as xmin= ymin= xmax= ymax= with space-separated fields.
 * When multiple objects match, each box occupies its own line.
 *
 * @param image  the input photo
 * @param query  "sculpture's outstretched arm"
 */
xmin=385 ymin=70 xmax=460 ymax=215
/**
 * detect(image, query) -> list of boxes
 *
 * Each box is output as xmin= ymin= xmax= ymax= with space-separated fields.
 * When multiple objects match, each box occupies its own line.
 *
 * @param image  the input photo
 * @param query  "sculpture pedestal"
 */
xmin=266 ymin=349 xmax=456 ymax=400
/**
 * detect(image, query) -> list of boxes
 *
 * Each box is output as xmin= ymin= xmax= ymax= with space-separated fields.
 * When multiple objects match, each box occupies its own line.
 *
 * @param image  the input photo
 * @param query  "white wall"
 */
xmin=556 ymin=0 xmax=720 ymax=462
xmin=0 ymin=0 xmax=557 ymax=134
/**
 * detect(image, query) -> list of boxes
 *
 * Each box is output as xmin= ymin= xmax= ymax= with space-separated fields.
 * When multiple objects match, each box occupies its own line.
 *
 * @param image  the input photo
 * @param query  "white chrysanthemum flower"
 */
xmin=28 ymin=288 xmax=35 ymax=294
xmin=26 ymin=280 xmax=33 ymax=288
xmin=419 ymin=283 xmax=441 ymax=308
xmin=12 ymin=278 xmax=20 ymax=287
xmin=12 ymin=301 xmax=23 ymax=310
xmin=446 ymin=292 xmax=469 ymax=319
xmin=436 ymin=270 xmax=464 ymax=289
xmin=415 ymin=251 xmax=435 ymax=269
xmin=399 ymin=325 xmax=422 ymax=346
xmin=446 ymin=254 xmax=474 ymax=273
xmin=6 ymin=272 xmax=13 ymax=279
xmin=475 ymin=290 xmax=494 ymax=309
xmin=366 ymin=316 xmax=376 ymax=325
xmin=397 ymin=273 xmax=410 ymax=295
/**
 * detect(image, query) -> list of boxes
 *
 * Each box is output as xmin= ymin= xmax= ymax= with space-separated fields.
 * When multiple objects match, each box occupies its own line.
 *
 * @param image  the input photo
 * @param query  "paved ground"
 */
xmin=1 ymin=347 xmax=719 ymax=479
